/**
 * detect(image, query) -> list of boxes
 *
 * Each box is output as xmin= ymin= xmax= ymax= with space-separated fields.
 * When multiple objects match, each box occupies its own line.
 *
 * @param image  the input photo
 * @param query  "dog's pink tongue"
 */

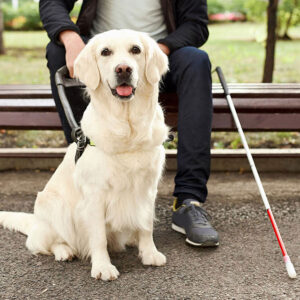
xmin=116 ymin=85 xmax=133 ymax=96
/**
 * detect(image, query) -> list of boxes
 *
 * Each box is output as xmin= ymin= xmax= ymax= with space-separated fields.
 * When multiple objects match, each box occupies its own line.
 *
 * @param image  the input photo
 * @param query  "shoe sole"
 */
xmin=171 ymin=223 xmax=219 ymax=247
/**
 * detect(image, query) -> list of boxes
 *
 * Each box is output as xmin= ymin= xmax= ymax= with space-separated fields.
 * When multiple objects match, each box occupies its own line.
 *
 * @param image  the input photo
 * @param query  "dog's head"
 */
xmin=74 ymin=29 xmax=169 ymax=101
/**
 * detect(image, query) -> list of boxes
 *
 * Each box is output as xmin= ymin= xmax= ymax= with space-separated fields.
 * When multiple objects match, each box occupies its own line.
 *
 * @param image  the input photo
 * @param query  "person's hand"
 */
xmin=59 ymin=30 xmax=86 ymax=78
xmin=158 ymin=43 xmax=170 ymax=56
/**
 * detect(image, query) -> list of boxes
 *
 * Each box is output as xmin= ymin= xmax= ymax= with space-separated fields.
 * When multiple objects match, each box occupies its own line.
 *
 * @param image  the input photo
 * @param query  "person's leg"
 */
xmin=46 ymin=39 xmax=89 ymax=144
xmin=162 ymin=46 xmax=213 ymax=203
xmin=162 ymin=47 xmax=218 ymax=246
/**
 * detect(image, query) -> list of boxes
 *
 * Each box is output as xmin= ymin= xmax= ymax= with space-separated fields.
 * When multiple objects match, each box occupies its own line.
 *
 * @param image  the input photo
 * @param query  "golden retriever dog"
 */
xmin=0 ymin=29 xmax=169 ymax=281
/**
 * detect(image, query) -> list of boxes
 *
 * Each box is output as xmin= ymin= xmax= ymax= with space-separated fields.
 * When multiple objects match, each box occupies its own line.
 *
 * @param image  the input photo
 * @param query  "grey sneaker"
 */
xmin=172 ymin=199 xmax=219 ymax=246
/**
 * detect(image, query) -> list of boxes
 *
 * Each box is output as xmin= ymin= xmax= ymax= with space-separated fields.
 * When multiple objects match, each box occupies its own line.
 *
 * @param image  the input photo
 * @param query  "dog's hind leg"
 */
xmin=26 ymin=219 xmax=76 ymax=260
xmin=25 ymin=220 xmax=64 ymax=256
xmin=31 ymin=191 xmax=76 ymax=259
xmin=51 ymin=243 xmax=75 ymax=261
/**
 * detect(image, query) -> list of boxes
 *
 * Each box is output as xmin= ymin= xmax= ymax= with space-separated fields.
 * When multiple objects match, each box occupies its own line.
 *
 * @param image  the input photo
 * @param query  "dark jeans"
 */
xmin=46 ymin=41 xmax=212 ymax=203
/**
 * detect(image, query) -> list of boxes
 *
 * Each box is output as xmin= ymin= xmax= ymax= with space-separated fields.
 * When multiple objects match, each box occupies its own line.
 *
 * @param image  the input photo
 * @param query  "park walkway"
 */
xmin=0 ymin=171 xmax=299 ymax=299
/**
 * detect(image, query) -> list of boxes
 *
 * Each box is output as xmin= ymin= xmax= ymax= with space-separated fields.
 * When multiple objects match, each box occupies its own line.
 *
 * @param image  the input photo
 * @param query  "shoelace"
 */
xmin=180 ymin=204 xmax=211 ymax=225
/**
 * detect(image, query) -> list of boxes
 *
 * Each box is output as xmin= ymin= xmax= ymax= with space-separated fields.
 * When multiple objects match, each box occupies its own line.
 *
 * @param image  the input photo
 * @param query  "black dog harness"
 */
xmin=72 ymin=127 xmax=174 ymax=164
xmin=72 ymin=127 xmax=95 ymax=164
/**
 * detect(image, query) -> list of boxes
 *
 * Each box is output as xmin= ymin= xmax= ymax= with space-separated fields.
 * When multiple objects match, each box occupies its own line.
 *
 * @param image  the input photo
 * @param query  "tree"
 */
xmin=262 ymin=0 xmax=279 ymax=83
xmin=0 ymin=5 xmax=4 ymax=55
xmin=278 ymin=0 xmax=300 ymax=40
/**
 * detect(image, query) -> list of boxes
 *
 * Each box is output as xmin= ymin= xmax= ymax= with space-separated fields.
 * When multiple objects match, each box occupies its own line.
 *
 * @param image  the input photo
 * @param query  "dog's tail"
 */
xmin=0 ymin=211 xmax=35 ymax=235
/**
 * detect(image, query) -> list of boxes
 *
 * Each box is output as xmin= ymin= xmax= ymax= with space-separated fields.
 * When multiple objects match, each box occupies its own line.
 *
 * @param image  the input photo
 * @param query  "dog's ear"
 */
xmin=74 ymin=39 xmax=101 ymax=90
xmin=142 ymin=34 xmax=169 ymax=85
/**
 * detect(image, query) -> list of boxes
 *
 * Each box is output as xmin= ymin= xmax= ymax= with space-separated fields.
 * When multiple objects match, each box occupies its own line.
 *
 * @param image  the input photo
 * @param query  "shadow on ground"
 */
xmin=0 ymin=171 xmax=299 ymax=299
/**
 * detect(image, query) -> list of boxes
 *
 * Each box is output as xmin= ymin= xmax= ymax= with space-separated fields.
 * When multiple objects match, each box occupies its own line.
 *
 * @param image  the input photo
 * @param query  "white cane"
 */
xmin=215 ymin=66 xmax=296 ymax=279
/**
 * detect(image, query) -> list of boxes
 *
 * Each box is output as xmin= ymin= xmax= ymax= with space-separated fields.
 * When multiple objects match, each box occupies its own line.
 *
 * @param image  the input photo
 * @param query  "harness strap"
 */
xmin=72 ymin=127 xmax=95 ymax=164
xmin=72 ymin=129 xmax=173 ymax=164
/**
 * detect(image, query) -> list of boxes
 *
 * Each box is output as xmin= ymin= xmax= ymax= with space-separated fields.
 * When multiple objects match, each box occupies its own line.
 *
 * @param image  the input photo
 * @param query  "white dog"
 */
xmin=0 ymin=29 xmax=169 ymax=281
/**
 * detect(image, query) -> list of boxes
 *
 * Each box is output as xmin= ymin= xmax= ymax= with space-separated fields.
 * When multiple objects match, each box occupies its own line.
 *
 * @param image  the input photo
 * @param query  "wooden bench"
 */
xmin=1 ymin=83 xmax=300 ymax=131
xmin=1 ymin=83 xmax=300 ymax=171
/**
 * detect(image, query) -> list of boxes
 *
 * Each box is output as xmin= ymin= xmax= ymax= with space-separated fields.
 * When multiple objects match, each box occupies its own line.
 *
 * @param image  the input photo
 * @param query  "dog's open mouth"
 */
xmin=111 ymin=83 xmax=136 ymax=99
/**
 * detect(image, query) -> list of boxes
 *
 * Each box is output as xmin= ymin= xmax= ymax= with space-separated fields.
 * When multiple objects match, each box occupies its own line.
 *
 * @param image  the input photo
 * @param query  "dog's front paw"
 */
xmin=140 ymin=250 xmax=166 ymax=266
xmin=91 ymin=263 xmax=120 ymax=281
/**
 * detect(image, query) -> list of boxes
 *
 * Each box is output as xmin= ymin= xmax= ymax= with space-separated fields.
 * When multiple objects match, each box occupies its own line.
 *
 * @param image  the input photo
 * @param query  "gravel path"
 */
xmin=0 ymin=171 xmax=299 ymax=299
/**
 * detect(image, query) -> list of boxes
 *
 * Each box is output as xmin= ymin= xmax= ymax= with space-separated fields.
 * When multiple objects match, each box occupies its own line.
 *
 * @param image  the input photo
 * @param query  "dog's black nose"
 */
xmin=115 ymin=64 xmax=132 ymax=78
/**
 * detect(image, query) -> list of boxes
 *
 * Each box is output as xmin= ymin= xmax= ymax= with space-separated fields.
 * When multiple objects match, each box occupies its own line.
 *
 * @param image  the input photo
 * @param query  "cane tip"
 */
xmin=285 ymin=260 xmax=297 ymax=279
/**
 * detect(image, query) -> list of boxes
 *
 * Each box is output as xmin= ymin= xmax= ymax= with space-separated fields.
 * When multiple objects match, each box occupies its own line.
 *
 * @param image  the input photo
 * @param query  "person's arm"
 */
xmin=39 ymin=0 xmax=85 ymax=77
xmin=39 ymin=0 xmax=79 ymax=45
xmin=59 ymin=30 xmax=86 ymax=77
xmin=157 ymin=0 xmax=209 ymax=54
xmin=157 ymin=43 xmax=170 ymax=56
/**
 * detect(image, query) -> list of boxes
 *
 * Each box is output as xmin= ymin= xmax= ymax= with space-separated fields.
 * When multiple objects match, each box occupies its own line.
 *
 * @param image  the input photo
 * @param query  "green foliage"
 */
xmin=243 ymin=0 xmax=268 ymax=22
xmin=230 ymin=137 xmax=242 ymax=149
xmin=207 ymin=0 xmax=246 ymax=15
xmin=278 ymin=0 xmax=300 ymax=38
xmin=70 ymin=2 xmax=81 ymax=18
xmin=208 ymin=0 xmax=300 ymax=38
xmin=1 ymin=0 xmax=82 ymax=31
xmin=2 ymin=1 xmax=42 ymax=30
xmin=163 ymin=133 xmax=178 ymax=149
xmin=207 ymin=0 xmax=225 ymax=15
xmin=2 ymin=3 xmax=18 ymax=24
xmin=226 ymin=0 xmax=246 ymax=14
xmin=244 ymin=0 xmax=300 ymax=38
xmin=19 ymin=2 xmax=42 ymax=30
xmin=208 ymin=0 xmax=259 ymax=16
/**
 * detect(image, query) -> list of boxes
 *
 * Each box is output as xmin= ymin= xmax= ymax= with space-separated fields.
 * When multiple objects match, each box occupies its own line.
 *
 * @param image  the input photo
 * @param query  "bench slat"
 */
xmin=1 ymin=83 xmax=300 ymax=131
xmin=2 ymin=111 xmax=300 ymax=131
xmin=1 ymin=84 xmax=300 ymax=99
xmin=1 ymin=83 xmax=300 ymax=90
xmin=2 ymin=97 xmax=300 ymax=112
xmin=0 ymin=112 xmax=61 ymax=130
xmin=167 ymin=112 xmax=300 ymax=131
xmin=0 ymin=99 xmax=57 ymax=111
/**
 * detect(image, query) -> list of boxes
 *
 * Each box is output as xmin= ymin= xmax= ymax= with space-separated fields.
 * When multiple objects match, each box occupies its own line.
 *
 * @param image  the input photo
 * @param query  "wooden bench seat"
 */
xmin=1 ymin=83 xmax=300 ymax=131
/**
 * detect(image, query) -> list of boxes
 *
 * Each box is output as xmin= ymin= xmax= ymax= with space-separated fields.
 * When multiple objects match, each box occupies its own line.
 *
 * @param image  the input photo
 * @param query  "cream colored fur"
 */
xmin=0 ymin=30 xmax=169 ymax=281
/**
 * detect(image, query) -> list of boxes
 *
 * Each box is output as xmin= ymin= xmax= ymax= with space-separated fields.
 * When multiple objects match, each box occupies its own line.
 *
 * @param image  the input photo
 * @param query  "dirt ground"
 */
xmin=0 ymin=170 xmax=299 ymax=299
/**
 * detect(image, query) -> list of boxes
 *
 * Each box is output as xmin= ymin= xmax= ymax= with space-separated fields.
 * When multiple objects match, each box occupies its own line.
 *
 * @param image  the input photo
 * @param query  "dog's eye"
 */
xmin=101 ymin=48 xmax=112 ymax=56
xmin=130 ymin=46 xmax=141 ymax=55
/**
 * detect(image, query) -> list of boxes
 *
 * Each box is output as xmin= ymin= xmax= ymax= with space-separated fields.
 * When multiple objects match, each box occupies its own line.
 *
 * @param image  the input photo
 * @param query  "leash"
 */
xmin=55 ymin=66 xmax=94 ymax=164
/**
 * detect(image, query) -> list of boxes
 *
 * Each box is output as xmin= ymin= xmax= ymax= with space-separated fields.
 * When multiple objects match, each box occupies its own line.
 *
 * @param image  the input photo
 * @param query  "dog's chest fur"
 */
xmin=74 ymin=143 xmax=165 ymax=232
xmin=71 ymin=86 xmax=168 ymax=248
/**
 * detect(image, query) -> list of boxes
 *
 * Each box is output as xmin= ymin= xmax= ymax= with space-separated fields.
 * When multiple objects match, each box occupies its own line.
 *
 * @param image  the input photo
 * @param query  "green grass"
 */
xmin=0 ymin=130 xmax=67 ymax=148
xmin=0 ymin=23 xmax=300 ymax=84
xmin=3 ymin=31 xmax=49 ymax=48
xmin=0 ymin=31 xmax=50 ymax=84
xmin=163 ymin=132 xmax=300 ymax=150
xmin=0 ymin=48 xmax=49 ymax=84
xmin=203 ymin=23 xmax=300 ymax=83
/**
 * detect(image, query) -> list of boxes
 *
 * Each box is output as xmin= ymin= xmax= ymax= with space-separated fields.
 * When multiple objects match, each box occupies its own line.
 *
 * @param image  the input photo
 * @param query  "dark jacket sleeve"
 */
xmin=158 ymin=0 xmax=209 ymax=53
xmin=39 ymin=0 xmax=79 ymax=44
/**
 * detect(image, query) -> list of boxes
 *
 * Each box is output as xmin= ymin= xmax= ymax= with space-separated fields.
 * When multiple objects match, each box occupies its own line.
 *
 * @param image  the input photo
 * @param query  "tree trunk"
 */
xmin=0 ymin=5 xmax=5 ymax=55
xmin=262 ymin=0 xmax=279 ymax=83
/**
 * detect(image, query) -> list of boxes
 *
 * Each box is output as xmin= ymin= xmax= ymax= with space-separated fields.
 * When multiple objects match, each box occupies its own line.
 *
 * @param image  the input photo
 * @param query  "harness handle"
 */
xmin=55 ymin=66 xmax=91 ymax=163
xmin=55 ymin=66 xmax=86 ymax=131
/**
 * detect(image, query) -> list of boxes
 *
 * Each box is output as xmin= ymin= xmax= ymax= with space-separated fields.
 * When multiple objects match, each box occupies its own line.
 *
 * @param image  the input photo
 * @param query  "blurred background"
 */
xmin=0 ymin=0 xmax=299 ymax=149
